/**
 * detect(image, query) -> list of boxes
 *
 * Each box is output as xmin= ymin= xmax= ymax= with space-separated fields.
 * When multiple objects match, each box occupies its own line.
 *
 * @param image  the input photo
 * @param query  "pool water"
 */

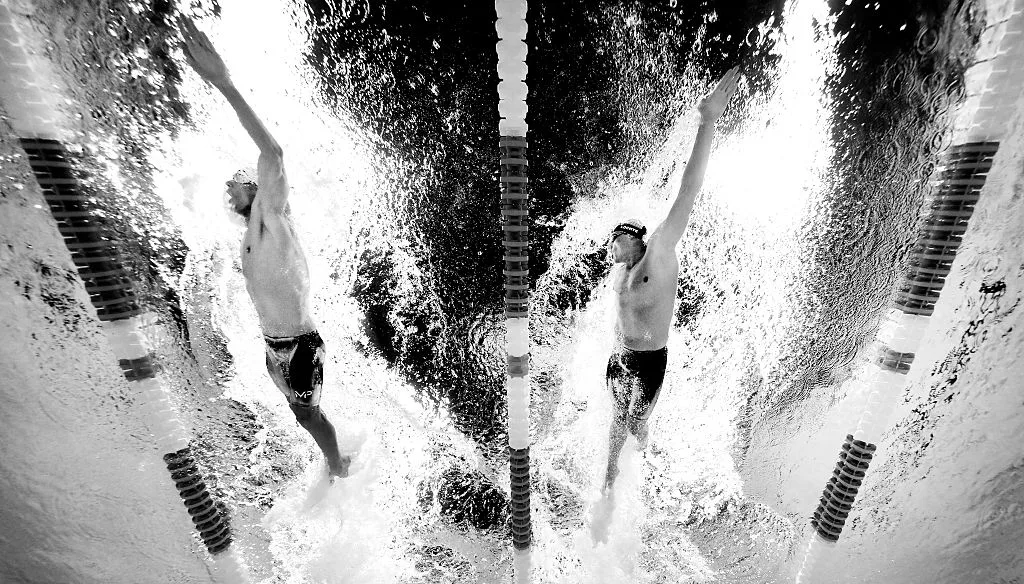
xmin=1 ymin=0 xmax=1022 ymax=583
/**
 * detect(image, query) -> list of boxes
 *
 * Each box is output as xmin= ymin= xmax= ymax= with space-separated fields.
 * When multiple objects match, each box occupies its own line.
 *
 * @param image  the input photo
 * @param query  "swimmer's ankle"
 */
xmin=635 ymin=423 xmax=649 ymax=450
xmin=601 ymin=479 xmax=616 ymax=499
xmin=329 ymin=455 xmax=351 ymax=479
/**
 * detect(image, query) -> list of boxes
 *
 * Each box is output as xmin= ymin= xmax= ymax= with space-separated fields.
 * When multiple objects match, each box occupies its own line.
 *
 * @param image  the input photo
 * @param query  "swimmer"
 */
xmin=180 ymin=18 xmax=350 ymax=478
xmin=602 ymin=67 xmax=740 ymax=494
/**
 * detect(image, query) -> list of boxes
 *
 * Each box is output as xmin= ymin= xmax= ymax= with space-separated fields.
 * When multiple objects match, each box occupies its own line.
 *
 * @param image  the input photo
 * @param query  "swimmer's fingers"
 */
xmin=179 ymin=30 xmax=199 ymax=70
xmin=698 ymin=66 xmax=742 ymax=121
xmin=712 ymin=66 xmax=741 ymax=99
xmin=178 ymin=15 xmax=195 ymax=37
xmin=179 ymin=18 xmax=213 ymax=56
xmin=177 ymin=17 xmax=230 ymax=83
xmin=727 ymin=67 xmax=742 ymax=95
xmin=180 ymin=17 xmax=210 ymax=45
xmin=177 ymin=18 xmax=201 ymax=64
xmin=178 ymin=16 xmax=199 ymax=49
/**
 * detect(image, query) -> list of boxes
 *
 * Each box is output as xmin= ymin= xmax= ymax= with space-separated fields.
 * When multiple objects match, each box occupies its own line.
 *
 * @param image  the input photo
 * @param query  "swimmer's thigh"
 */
xmin=266 ymin=348 xmax=297 ymax=402
xmin=606 ymin=355 xmax=631 ymax=423
xmin=288 ymin=334 xmax=325 ymax=407
xmin=630 ymin=354 xmax=668 ymax=421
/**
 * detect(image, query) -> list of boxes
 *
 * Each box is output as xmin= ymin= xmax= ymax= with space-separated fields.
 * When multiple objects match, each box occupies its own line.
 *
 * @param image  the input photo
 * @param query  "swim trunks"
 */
xmin=264 ymin=330 xmax=325 ymax=408
xmin=606 ymin=346 xmax=668 ymax=425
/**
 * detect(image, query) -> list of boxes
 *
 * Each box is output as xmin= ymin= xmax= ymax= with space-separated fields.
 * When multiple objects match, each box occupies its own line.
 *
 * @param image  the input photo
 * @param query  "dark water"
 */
xmin=737 ymin=0 xmax=980 ymax=456
xmin=294 ymin=1 xmax=797 ymax=537
xmin=293 ymin=0 xmax=980 ymax=482
xmin=298 ymin=0 xmax=792 ymax=462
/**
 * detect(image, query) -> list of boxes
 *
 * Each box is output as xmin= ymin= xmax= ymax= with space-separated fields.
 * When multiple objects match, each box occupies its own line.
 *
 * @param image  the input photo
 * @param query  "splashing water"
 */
xmin=4 ymin=0 xmax=1017 ymax=581
xmin=151 ymin=0 xmax=507 ymax=581
xmin=531 ymin=1 xmax=838 ymax=581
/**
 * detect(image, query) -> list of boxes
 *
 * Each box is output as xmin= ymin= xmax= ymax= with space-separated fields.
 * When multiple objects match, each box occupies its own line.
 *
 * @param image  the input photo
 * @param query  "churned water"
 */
xmin=1 ymin=0 xmax=1022 ymax=583
xmin=530 ymin=0 xmax=838 ymax=579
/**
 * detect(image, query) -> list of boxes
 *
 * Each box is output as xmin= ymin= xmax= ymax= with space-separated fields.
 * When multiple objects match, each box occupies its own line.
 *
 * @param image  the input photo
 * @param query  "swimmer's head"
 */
xmin=225 ymin=168 xmax=257 ymax=219
xmin=608 ymin=219 xmax=647 ymax=264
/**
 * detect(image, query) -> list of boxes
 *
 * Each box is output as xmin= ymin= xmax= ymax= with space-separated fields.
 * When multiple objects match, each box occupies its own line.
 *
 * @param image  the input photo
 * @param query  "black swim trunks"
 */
xmin=264 ymin=330 xmax=325 ymax=408
xmin=606 ymin=346 xmax=668 ymax=425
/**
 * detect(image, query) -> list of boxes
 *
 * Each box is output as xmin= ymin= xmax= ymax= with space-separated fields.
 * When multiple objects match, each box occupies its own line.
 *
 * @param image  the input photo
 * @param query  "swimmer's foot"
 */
xmin=600 ymin=483 xmax=616 ymax=502
xmin=589 ymin=489 xmax=615 ymax=544
xmin=328 ymin=455 xmax=352 ymax=482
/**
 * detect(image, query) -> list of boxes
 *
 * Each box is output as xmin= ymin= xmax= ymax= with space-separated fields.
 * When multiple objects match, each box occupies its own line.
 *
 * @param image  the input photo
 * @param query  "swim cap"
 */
xmin=231 ymin=167 xmax=257 ymax=185
xmin=610 ymin=219 xmax=647 ymax=241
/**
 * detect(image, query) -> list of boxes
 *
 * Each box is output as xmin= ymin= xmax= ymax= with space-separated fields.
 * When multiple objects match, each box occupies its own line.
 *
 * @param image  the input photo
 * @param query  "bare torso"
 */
xmin=612 ymin=245 xmax=679 ymax=351
xmin=241 ymin=207 xmax=316 ymax=337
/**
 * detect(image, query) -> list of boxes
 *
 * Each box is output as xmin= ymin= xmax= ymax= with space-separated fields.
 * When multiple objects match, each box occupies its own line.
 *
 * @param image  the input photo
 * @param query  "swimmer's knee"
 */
xmin=612 ymin=410 xmax=629 ymax=430
xmin=627 ymin=414 xmax=647 ymax=436
xmin=289 ymin=403 xmax=322 ymax=425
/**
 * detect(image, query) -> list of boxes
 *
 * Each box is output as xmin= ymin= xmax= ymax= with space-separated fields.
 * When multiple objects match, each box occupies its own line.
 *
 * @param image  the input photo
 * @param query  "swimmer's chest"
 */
xmin=240 ymin=218 xmax=306 ymax=279
xmin=613 ymin=257 xmax=677 ymax=305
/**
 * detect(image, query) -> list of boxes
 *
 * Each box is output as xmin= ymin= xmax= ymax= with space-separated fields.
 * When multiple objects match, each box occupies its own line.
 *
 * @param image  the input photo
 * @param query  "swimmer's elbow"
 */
xmin=259 ymin=144 xmax=284 ymax=166
xmin=257 ymin=149 xmax=286 ymax=185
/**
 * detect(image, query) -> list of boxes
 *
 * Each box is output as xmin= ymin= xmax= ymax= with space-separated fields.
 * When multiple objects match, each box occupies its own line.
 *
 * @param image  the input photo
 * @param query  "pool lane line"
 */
xmin=796 ymin=142 xmax=998 ymax=582
xmin=19 ymin=137 xmax=246 ymax=574
xmin=497 ymin=0 xmax=533 ymax=580
xmin=795 ymin=0 xmax=1021 ymax=579
xmin=810 ymin=143 xmax=997 ymax=546
xmin=0 ymin=4 xmax=248 ymax=581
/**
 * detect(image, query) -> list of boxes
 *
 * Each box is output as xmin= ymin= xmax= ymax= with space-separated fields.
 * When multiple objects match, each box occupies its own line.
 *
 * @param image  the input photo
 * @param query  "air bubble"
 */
xmin=915 ymin=27 xmax=940 ymax=55
xmin=929 ymin=129 xmax=950 ymax=154
xmin=745 ymin=28 xmax=760 ymax=47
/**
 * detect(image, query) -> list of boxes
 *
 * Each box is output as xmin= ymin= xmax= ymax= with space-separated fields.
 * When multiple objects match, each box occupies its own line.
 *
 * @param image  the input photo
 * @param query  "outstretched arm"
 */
xmin=179 ymin=18 xmax=288 ymax=212
xmin=650 ymin=67 xmax=740 ymax=249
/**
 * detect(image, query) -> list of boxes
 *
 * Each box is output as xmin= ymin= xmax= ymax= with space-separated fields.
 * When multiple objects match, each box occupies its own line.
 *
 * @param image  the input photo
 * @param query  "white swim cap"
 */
xmin=231 ymin=167 xmax=257 ymax=185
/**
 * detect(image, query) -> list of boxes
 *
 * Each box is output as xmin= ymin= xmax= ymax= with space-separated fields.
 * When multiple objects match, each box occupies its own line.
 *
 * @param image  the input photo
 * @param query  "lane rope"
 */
xmin=496 ymin=0 xmax=532 ymax=580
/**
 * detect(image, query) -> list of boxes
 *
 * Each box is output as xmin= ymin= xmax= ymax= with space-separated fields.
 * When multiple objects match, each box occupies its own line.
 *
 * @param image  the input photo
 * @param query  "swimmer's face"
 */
xmin=608 ymin=233 xmax=644 ymax=264
xmin=224 ymin=180 xmax=256 ymax=217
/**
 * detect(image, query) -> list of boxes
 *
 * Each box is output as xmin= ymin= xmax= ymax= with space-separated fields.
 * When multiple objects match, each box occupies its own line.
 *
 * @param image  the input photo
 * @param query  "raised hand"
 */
xmin=697 ymin=66 xmax=740 ymax=123
xmin=179 ymin=17 xmax=230 ymax=86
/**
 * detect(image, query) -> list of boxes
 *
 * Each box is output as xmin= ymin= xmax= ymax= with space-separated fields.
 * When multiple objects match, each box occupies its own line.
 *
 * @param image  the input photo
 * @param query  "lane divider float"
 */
xmin=1 ymin=5 xmax=247 ymax=579
xmin=496 ymin=0 xmax=532 ymax=580
xmin=20 ymin=137 xmax=239 ymax=559
xmin=795 ymin=0 xmax=1021 ymax=577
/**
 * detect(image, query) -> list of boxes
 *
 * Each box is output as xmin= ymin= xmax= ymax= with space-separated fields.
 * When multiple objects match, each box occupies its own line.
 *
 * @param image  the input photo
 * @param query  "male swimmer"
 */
xmin=180 ymin=18 xmax=350 ymax=478
xmin=602 ymin=67 xmax=740 ymax=494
